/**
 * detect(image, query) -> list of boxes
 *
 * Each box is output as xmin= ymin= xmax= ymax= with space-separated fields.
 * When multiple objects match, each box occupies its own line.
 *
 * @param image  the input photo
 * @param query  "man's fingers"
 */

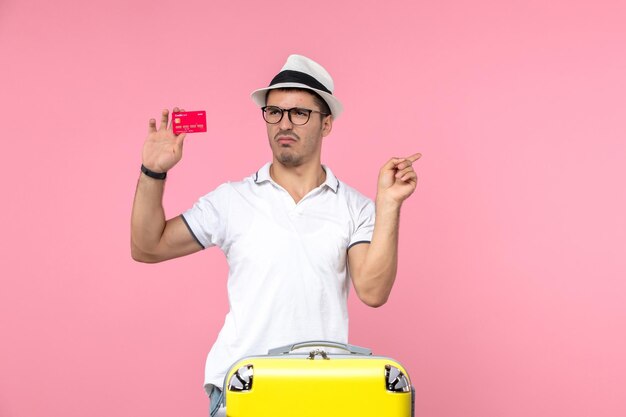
xmin=175 ymin=132 xmax=187 ymax=147
xmin=400 ymin=170 xmax=418 ymax=184
xmin=382 ymin=157 xmax=402 ymax=171
xmin=396 ymin=153 xmax=422 ymax=169
xmin=148 ymin=118 xmax=157 ymax=133
xmin=407 ymin=152 xmax=422 ymax=163
xmin=383 ymin=153 xmax=422 ymax=172
xmin=395 ymin=165 xmax=414 ymax=179
xmin=395 ymin=160 xmax=412 ymax=171
xmin=159 ymin=109 xmax=169 ymax=130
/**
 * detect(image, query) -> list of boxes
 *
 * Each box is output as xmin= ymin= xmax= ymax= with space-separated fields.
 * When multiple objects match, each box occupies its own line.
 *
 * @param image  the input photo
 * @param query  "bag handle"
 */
xmin=267 ymin=340 xmax=372 ymax=356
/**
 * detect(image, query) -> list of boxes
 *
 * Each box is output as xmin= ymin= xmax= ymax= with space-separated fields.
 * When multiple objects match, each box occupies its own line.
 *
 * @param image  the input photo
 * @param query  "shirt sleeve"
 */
xmin=181 ymin=183 xmax=232 ymax=250
xmin=348 ymin=196 xmax=375 ymax=249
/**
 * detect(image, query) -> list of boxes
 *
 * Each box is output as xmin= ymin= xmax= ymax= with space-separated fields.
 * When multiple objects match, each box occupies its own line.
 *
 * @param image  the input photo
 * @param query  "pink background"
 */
xmin=1 ymin=0 xmax=625 ymax=416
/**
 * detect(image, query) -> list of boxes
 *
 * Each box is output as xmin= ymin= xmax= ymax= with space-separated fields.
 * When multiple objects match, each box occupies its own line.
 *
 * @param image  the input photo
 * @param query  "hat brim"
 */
xmin=251 ymin=82 xmax=343 ymax=119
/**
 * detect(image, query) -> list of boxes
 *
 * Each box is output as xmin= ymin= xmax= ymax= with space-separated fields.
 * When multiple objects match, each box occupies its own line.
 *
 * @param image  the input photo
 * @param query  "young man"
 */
xmin=131 ymin=54 xmax=420 ymax=414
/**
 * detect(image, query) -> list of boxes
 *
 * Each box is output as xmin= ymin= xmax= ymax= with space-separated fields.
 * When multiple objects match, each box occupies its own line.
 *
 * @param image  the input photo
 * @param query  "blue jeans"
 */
xmin=209 ymin=386 xmax=223 ymax=417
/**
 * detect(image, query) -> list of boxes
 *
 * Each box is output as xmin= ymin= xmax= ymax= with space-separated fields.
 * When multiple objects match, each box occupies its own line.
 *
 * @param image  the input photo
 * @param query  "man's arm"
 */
xmin=348 ymin=153 xmax=421 ymax=307
xmin=130 ymin=108 xmax=203 ymax=263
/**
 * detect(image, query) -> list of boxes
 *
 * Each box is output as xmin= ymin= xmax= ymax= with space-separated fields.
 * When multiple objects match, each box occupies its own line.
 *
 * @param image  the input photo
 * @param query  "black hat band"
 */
xmin=269 ymin=70 xmax=332 ymax=95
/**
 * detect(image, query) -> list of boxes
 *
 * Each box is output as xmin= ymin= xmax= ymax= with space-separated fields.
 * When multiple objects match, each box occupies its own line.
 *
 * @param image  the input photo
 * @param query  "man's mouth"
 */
xmin=277 ymin=136 xmax=297 ymax=145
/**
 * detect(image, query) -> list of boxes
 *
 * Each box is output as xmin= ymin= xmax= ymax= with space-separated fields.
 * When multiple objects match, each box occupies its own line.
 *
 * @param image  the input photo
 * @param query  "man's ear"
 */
xmin=322 ymin=115 xmax=333 ymax=137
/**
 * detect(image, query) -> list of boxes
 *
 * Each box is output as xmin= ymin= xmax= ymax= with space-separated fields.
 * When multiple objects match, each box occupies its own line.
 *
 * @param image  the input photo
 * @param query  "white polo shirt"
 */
xmin=181 ymin=163 xmax=375 ymax=391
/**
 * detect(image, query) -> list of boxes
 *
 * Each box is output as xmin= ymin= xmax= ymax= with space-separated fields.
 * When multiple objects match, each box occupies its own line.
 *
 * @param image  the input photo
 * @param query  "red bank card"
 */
xmin=172 ymin=111 xmax=207 ymax=134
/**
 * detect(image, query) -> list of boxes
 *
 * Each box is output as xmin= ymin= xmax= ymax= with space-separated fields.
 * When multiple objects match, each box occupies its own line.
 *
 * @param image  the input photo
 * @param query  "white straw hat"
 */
xmin=251 ymin=54 xmax=343 ymax=119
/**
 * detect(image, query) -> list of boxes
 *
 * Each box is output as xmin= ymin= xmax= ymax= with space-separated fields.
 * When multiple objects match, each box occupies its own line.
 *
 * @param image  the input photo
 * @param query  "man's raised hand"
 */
xmin=142 ymin=108 xmax=187 ymax=174
xmin=377 ymin=153 xmax=421 ymax=206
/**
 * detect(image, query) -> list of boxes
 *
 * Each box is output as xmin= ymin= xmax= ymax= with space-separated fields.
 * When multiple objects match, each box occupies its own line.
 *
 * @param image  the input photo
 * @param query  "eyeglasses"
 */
xmin=261 ymin=106 xmax=329 ymax=125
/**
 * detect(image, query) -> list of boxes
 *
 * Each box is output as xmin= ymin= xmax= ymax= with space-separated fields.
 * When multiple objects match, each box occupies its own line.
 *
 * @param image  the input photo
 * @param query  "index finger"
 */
xmin=406 ymin=153 xmax=422 ymax=163
xmin=394 ymin=153 xmax=422 ymax=170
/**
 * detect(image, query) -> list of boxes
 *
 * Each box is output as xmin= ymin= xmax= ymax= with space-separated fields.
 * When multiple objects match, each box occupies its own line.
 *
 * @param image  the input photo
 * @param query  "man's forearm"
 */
xmin=130 ymin=173 xmax=167 ymax=261
xmin=353 ymin=152 xmax=419 ymax=306
xmin=354 ymin=199 xmax=401 ymax=306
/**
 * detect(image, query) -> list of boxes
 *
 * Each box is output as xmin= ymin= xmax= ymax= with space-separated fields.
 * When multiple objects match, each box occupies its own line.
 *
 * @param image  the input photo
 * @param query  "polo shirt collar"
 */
xmin=254 ymin=162 xmax=339 ymax=193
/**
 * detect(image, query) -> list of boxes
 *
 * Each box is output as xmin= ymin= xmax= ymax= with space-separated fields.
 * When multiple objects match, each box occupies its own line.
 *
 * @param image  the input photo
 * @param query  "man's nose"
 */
xmin=278 ymin=111 xmax=294 ymax=129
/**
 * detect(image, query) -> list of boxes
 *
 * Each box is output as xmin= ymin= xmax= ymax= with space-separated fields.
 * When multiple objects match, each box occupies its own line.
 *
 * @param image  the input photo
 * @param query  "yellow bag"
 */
xmin=223 ymin=341 xmax=414 ymax=417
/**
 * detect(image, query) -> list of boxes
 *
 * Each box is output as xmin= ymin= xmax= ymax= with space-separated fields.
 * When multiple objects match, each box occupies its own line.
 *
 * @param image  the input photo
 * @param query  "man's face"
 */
xmin=265 ymin=89 xmax=332 ymax=167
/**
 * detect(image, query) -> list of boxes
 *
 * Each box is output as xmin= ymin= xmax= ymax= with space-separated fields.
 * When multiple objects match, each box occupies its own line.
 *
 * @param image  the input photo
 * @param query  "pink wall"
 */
xmin=1 ymin=0 xmax=625 ymax=416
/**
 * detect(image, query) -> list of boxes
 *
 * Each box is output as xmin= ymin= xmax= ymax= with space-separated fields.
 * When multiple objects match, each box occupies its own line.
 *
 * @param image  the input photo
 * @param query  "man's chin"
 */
xmin=276 ymin=152 xmax=302 ymax=167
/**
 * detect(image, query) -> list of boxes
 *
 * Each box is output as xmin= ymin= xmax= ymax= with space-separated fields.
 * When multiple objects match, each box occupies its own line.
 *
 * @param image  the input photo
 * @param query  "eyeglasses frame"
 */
xmin=261 ymin=106 xmax=329 ymax=125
